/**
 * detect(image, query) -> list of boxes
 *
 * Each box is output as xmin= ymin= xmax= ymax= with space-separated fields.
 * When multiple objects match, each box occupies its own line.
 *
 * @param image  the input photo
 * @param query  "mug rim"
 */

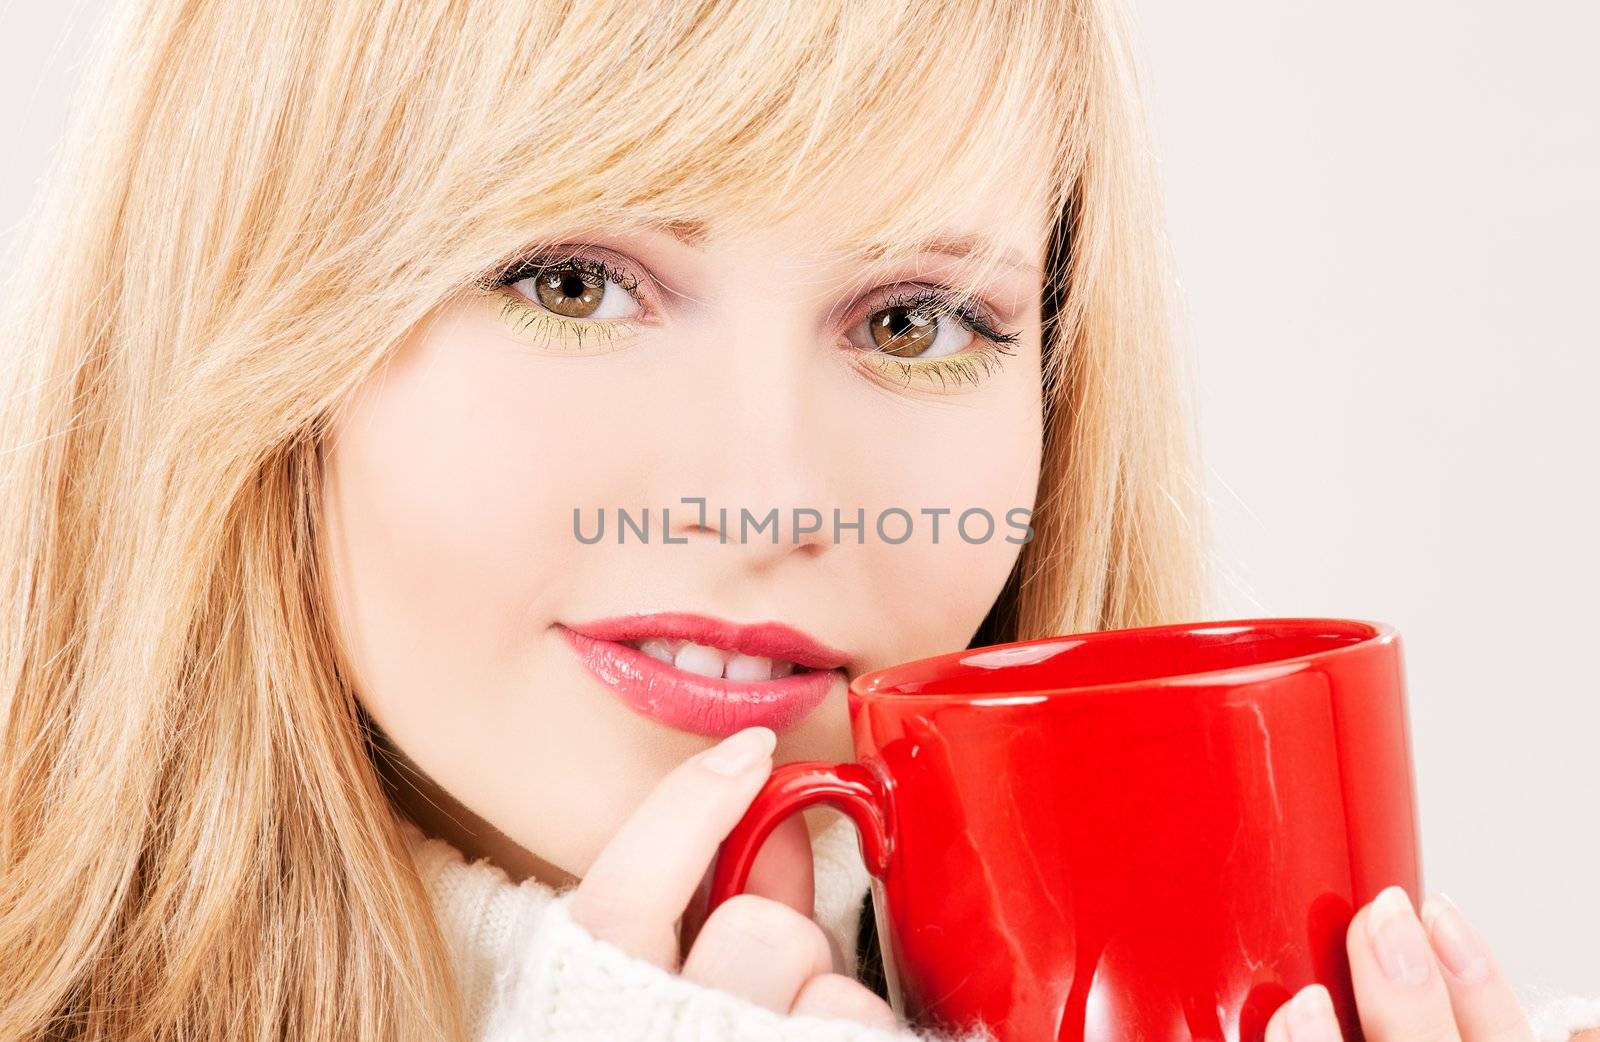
xmin=848 ymin=615 xmax=1398 ymax=702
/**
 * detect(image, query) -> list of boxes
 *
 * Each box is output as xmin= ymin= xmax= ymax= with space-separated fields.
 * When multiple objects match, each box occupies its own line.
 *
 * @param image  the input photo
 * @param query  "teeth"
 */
xmin=673 ymin=642 xmax=728 ymax=680
xmin=637 ymin=638 xmax=678 ymax=665
xmin=625 ymin=637 xmax=804 ymax=681
xmin=725 ymin=653 xmax=774 ymax=682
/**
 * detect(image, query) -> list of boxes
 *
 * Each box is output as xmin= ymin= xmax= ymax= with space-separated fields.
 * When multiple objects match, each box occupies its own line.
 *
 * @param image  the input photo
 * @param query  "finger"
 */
xmin=791 ymin=972 xmax=901 ymax=1031
xmin=680 ymin=893 xmax=834 ymax=1013
xmin=567 ymin=726 xmax=777 ymax=970
xmin=1419 ymin=893 xmax=1537 ymax=1042
xmin=1265 ymin=997 xmax=1292 ymax=1042
xmin=743 ymin=812 xmax=817 ymax=921
xmin=681 ymin=810 xmax=816 ymax=957
xmin=1346 ymin=885 xmax=1462 ymax=1042
xmin=1265 ymin=984 xmax=1346 ymax=1042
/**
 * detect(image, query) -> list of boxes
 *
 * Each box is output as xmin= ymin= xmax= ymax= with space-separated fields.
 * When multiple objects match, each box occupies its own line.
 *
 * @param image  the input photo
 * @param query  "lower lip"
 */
xmin=556 ymin=625 xmax=842 ymax=738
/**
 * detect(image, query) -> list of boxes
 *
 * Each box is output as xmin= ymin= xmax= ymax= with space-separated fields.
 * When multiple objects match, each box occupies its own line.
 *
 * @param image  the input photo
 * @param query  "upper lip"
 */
xmin=560 ymin=612 xmax=852 ymax=672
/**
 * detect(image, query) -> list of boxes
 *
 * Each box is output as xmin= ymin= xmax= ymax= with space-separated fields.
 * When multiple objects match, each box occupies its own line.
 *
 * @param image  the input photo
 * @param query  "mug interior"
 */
xmin=853 ymin=617 xmax=1391 ymax=699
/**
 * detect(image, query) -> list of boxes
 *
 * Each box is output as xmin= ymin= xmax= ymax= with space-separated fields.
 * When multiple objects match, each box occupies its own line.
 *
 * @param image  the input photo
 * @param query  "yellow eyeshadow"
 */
xmin=488 ymin=288 xmax=640 ymax=354
xmin=482 ymin=285 xmax=1011 ymax=392
xmin=859 ymin=349 xmax=1009 ymax=393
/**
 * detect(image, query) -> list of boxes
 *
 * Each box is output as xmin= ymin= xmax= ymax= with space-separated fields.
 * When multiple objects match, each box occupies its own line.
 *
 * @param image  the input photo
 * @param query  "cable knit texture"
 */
xmin=1515 ymin=983 xmax=1600 ymax=1042
xmin=402 ymin=814 xmax=1599 ymax=1042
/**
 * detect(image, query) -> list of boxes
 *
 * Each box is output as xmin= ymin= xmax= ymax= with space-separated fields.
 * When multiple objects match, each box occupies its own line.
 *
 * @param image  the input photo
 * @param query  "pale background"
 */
xmin=3 ymin=0 xmax=1595 ymax=996
xmin=1136 ymin=0 xmax=1599 ymax=996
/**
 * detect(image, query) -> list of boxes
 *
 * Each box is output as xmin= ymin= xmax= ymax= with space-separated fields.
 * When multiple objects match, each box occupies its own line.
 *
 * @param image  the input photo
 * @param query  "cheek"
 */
xmin=845 ymin=379 xmax=1044 ymax=668
xmin=318 ymin=307 xmax=679 ymax=871
xmin=319 ymin=310 xmax=637 ymax=735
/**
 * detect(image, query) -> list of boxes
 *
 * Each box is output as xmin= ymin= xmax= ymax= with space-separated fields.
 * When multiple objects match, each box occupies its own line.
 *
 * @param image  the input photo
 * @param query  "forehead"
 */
xmin=618 ymin=143 xmax=1056 ymax=286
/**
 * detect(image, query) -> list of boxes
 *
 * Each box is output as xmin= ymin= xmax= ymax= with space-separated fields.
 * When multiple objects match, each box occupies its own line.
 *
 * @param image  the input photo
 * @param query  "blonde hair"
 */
xmin=0 ymin=0 xmax=1216 ymax=1038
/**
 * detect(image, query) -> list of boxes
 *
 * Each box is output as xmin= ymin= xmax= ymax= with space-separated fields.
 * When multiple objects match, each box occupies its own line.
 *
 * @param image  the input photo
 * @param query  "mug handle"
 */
xmin=707 ymin=760 xmax=894 ymax=912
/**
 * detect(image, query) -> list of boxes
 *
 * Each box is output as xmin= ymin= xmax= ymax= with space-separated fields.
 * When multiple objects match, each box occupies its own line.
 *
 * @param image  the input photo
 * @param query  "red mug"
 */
xmin=707 ymin=617 xmax=1421 ymax=1042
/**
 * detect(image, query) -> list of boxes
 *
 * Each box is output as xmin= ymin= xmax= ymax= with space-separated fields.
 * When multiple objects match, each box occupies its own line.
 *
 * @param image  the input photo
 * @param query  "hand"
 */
xmin=565 ymin=725 xmax=900 ymax=1032
xmin=1266 ymin=886 xmax=1599 ymax=1042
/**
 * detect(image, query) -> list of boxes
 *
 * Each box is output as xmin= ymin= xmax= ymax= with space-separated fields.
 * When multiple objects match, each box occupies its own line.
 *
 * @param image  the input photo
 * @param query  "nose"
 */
xmin=651 ymin=325 xmax=841 ymax=559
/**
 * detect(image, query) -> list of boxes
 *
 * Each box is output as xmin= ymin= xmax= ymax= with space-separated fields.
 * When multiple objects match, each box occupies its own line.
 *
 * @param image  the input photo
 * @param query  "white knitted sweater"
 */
xmin=401 ymin=813 xmax=1600 ymax=1042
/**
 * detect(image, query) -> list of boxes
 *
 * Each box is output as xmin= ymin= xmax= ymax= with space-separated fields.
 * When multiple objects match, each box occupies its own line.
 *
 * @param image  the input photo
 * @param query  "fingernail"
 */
xmin=699 ymin=726 xmax=776 ymax=776
xmin=1420 ymin=892 xmax=1491 ymax=983
xmin=1366 ymin=885 xmax=1433 ymax=987
xmin=1284 ymin=984 xmax=1341 ymax=1042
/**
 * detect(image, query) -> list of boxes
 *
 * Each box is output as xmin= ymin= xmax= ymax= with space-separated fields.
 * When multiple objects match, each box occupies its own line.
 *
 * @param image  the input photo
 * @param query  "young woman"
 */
xmin=1 ymin=1 xmax=1595 ymax=1040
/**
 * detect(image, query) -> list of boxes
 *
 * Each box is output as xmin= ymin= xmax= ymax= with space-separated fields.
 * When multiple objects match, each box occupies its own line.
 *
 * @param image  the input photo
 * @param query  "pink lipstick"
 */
xmin=556 ymin=612 xmax=851 ymax=738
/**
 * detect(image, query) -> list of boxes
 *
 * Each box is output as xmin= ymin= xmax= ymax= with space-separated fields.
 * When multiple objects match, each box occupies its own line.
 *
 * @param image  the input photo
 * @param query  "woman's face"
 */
xmin=321 ymin=189 xmax=1049 ymax=884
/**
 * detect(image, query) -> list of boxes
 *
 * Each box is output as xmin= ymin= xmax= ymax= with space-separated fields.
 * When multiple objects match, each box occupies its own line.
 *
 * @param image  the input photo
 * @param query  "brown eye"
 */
xmin=863 ymin=304 xmax=972 ymax=359
xmin=533 ymin=267 xmax=605 ymax=318
xmin=507 ymin=259 xmax=644 ymax=323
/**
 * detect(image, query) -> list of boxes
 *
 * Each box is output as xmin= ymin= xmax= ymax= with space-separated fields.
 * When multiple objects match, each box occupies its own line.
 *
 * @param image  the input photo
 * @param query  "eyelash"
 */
xmin=475 ymin=254 xmax=646 ymax=354
xmin=473 ymin=250 xmax=1021 ymax=389
xmin=862 ymin=287 xmax=1020 ymax=391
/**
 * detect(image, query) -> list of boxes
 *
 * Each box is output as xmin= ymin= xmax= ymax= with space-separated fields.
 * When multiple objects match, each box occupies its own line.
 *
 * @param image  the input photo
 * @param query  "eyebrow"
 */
xmin=656 ymin=218 xmax=712 ymax=248
xmin=907 ymin=234 xmax=1042 ymax=277
xmin=648 ymin=219 xmax=1040 ymax=276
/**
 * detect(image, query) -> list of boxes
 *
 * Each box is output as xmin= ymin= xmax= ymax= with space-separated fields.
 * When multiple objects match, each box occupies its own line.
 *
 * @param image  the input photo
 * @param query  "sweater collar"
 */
xmin=401 ymin=806 xmax=874 ymax=998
